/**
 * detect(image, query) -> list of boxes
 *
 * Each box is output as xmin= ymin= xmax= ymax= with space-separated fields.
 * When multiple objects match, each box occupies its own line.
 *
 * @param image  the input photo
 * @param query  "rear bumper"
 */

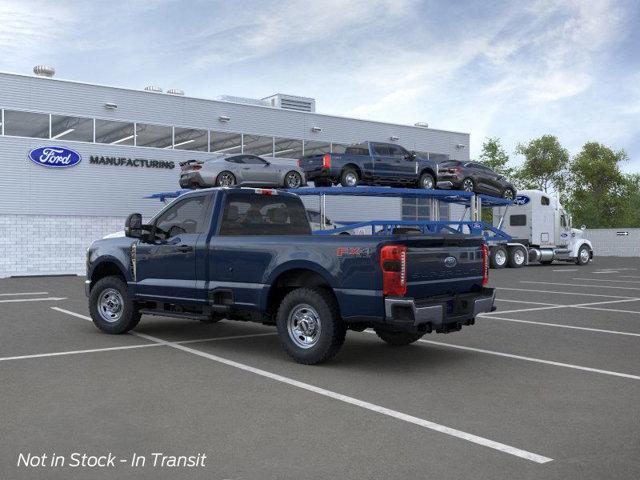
xmin=179 ymin=172 xmax=205 ymax=188
xmin=383 ymin=288 xmax=496 ymax=332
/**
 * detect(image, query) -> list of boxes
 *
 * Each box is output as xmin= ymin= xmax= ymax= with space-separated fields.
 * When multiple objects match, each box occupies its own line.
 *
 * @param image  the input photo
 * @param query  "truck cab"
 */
xmin=495 ymin=189 xmax=593 ymax=265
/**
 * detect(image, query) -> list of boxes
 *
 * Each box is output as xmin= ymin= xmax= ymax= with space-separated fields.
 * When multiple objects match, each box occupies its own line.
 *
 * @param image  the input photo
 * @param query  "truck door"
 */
xmin=134 ymin=194 xmax=212 ymax=303
xmin=557 ymin=210 xmax=571 ymax=247
xmin=388 ymin=144 xmax=417 ymax=182
xmin=370 ymin=143 xmax=393 ymax=181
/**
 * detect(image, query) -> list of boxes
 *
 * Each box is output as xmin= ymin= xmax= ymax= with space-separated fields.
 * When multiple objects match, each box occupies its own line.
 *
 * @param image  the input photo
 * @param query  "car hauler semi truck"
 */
xmin=491 ymin=189 xmax=593 ymax=267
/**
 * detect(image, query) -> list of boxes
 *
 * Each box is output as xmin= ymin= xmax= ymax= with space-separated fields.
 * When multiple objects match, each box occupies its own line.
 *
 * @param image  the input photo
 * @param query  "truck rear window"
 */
xmin=219 ymin=193 xmax=311 ymax=236
xmin=510 ymin=214 xmax=527 ymax=226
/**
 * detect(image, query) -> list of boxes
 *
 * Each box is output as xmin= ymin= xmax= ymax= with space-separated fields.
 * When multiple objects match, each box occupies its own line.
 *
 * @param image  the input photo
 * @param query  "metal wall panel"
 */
xmin=0 ymin=72 xmax=470 ymax=159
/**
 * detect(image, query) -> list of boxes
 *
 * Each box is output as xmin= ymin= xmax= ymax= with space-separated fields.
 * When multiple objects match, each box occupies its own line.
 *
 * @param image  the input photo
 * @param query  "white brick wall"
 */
xmin=583 ymin=228 xmax=640 ymax=257
xmin=0 ymin=214 xmax=126 ymax=277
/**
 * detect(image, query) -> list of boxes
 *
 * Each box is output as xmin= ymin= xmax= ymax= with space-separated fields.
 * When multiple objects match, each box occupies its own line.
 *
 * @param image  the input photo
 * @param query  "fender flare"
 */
xmin=88 ymin=255 xmax=131 ymax=283
xmin=571 ymin=239 xmax=593 ymax=258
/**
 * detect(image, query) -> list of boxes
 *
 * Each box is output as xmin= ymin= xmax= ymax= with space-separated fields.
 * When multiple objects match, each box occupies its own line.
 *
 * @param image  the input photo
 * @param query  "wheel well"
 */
xmin=342 ymin=163 xmax=362 ymax=178
xmin=266 ymin=269 xmax=339 ymax=318
xmin=419 ymin=167 xmax=435 ymax=178
xmin=90 ymin=262 xmax=125 ymax=289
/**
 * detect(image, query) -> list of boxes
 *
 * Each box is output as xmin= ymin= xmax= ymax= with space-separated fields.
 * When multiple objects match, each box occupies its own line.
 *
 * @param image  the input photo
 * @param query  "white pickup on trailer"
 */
xmin=491 ymin=189 xmax=593 ymax=268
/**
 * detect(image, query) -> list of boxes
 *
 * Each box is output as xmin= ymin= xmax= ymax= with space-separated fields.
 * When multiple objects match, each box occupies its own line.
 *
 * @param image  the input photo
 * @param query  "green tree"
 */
xmin=478 ymin=137 xmax=514 ymax=177
xmin=515 ymin=135 xmax=569 ymax=193
xmin=566 ymin=142 xmax=628 ymax=228
xmin=619 ymin=174 xmax=640 ymax=227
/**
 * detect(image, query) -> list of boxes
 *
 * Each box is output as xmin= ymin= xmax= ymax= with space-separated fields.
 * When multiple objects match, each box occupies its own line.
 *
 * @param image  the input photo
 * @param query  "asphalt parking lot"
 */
xmin=2 ymin=257 xmax=640 ymax=480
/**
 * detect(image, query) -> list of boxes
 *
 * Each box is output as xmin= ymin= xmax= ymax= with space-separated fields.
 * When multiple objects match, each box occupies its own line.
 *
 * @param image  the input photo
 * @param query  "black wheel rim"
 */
xmin=463 ymin=180 xmax=473 ymax=191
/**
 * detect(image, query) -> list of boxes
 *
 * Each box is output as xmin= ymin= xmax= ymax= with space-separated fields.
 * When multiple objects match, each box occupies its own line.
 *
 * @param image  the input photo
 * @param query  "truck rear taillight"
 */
xmin=322 ymin=153 xmax=331 ymax=169
xmin=481 ymin=244 xmax=489 ymax=286
xmin=380 ymin=245 xmax=407 ymax=296
xmin=297 ymin=159 xmax=301 ymax=167
xmin=256 ymin=188 xmax=276 ymax=195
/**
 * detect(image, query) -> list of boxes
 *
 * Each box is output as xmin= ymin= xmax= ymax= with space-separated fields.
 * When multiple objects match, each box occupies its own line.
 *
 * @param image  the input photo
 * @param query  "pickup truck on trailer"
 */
xmin=85 ymin=187 xmax=495 ymax=364
xmin=299 ymin=141 xmax=439 ymax=189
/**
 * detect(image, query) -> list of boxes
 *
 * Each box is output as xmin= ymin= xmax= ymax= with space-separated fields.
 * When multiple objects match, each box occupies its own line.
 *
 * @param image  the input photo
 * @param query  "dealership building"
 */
xmin=0 ymin=68 xmax=470 ymax=277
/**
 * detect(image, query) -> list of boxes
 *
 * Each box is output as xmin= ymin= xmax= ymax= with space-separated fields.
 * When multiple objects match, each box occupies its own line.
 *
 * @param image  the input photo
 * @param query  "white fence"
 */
xmin=583 ymin=228 xmax=640 ymax=257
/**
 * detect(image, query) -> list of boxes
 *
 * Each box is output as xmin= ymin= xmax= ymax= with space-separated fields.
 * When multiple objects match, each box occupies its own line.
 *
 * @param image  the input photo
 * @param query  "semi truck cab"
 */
xmin=494 ymin=189 xmax=593 ymax=266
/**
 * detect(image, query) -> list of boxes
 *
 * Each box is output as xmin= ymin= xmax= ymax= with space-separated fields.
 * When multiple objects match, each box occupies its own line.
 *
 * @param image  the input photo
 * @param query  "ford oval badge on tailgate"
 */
xmin=28 ymin=146 xmax=82 ymax=168
xmin=444 ymin=256 xmax=457 ymax=268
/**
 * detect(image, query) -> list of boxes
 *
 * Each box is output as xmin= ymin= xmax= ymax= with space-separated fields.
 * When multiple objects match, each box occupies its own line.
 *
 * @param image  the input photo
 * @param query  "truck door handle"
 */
xmin=176 ymin=245 xmax=193 ymax=253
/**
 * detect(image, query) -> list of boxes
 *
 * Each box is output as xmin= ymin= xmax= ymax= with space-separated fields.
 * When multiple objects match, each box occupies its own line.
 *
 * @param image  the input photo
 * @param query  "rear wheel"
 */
xmin=490 ymin=246 xmax=507 ymax=269
xmin=507 ymin=246 xmax=526 ymax=268
xmin=374 ymin=328 xmax=424 ymax=346
xmin=216 ymin=171 xmax=236 ymax=187
xmin=419 ymin=172 xmax=435 ymax=189
xmin=502 ymin=188 xmax=515 ymax=200
xmin=576 ymin=245 xmax=591 ymax=265
xmin=276 ymin=287 xmax=346 ymax=364
xmin=462 ymin=178 xmax=475 ymax=192
xmin=284 ymin=171 xmax=303 ymax=189
xmin=340 ymin=168 xmax=359 ymax=187
xmin=89 ymin=276 xmax=141 ymax=334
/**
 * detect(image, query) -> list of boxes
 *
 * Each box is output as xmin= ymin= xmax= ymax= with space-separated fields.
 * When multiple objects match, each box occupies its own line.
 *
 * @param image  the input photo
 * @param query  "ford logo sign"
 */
xmin=514 ymin=195 xmax=530 ymax=205
xmin=444 ymin=256 xmax=457 ymax=268
xmin=28 ymin=146 xmax=82 ymax=168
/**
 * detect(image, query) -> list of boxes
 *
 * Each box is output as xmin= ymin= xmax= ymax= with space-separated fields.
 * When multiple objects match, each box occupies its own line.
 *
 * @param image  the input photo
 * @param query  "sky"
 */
xmin=1 ymin=0 xmax=639 ymax=171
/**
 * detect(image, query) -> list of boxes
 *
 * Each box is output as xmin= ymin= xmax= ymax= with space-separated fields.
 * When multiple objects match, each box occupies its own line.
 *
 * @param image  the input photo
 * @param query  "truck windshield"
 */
xmin=219 ymin=193 xmax=311 ymax=236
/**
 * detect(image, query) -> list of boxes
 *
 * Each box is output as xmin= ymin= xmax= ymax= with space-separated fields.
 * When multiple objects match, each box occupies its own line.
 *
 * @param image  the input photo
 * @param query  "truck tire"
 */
xmin=374 ymin=328 xmax=423 ymax=346
xmin=340 ymin=168 xmax=359 ymax=187
xmin=576 ymin=245 xmax=591 ymax=265
xmin=490 ymin=246 xmax=507 ymax=269
xmin=419 ymin=172 xmax=435 ymax=189
xmin=89 ymin=276 xmax=141 ymax=334
xmin=507 ymin=246 xmax=526 ymax=268
xmin=276 ymin=287 xmax=346 ymax=364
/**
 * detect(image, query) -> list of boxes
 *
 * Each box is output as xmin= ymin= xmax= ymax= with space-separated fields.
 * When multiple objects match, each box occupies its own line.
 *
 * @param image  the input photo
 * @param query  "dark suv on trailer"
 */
xmin=436 ymin=160 xmax=516 ymax=199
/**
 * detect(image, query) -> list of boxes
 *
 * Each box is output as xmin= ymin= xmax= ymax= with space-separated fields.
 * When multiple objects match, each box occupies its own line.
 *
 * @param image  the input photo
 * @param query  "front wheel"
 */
xmin=276 ymin=287 xmax=346 ymax=364
xmin=419 ymin=172 xmax=435 ymax=189
xmin=89 ymin=276 xmax=141 ymax=334
xmin=576 ymin=245 xmax=591 ymax=265
xmin=374 ymin=328 xmax=423 ymax=346
xmin=284 ymin=171 xmax=303 ymax=189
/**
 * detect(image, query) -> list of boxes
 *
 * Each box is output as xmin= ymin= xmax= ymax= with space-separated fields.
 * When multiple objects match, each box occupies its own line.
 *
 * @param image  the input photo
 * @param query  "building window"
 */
xmin=135 ymin=123 xmax=173 ymax=148
xmin=210 ymin=131 xmax=242 ymax=154
xmin=173 ymin=127 xmax=208 ymax=151
xmin=95 ymin=119 xmax=135 ymax=145
xmin=273 ymin=137 xmax=303 ymax=159
xmin=3 ymin=110 xmax=50 ymax=139
xmin=50 ymin=114 xmax=94 ymax=142
xmin=303 ymin=140 xmax=330 ymax=156
xmin=243 ymin=134 xmax=274 ymax=156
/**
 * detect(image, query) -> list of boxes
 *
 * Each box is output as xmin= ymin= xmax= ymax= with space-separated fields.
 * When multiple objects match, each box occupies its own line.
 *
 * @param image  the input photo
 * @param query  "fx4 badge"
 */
xmin=336 ymin=247 xmax=373 ymax=257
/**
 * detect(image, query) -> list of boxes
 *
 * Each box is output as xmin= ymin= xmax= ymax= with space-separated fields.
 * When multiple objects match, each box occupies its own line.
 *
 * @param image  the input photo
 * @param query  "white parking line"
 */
xmin=0 ymin=292 xmax=49 ymax=296
xmin=419 ymin=340 xmax=640 ymax=381
xmin=0 ymin=343 xmax=163 ymax=362
xmin=495 ymin=299 xmax=559 ymax=306
xmin=0 ymin=297 xmax=67 ymax=304
xmin=486 ymin=305 xmax=565 ymax=315
xmin=552 ymin=269 xmax=578 ymax=272
xmin=618 ymin=275 xmax=640 ymax=279
xmin=498 ymin=287 xmax=637 ymax=299
xmin=481 ymin=315 xmax=640 ymax=338
xmin=52 ymin=307 xmax=553 ymax=464
xmin=180 ymin=333 xmax=277 ymax=344
xmin=521 ymin=281 xmax=640 ymax=291
xmin=573 ymin=278 xmax=640 ymax=284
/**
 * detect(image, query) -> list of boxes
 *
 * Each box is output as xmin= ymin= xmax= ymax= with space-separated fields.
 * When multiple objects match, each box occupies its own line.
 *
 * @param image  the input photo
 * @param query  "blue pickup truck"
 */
xmin=86 ymin=187 xmax=495 ymax=364
xmin=298 ymin=141 xmax=439 ymax=189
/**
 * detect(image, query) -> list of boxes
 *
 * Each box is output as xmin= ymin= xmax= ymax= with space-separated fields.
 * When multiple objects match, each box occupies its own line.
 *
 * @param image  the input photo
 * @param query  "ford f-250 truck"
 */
xmin=86 ymin=187 xmax=495 ymax=364
xmin=298 ymin=142 xmax=439 ymax=189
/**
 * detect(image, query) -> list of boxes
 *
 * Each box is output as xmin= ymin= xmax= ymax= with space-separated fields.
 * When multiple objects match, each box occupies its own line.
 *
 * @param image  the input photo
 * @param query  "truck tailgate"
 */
xmin=400 ymin=237 xmax=485 ymax=298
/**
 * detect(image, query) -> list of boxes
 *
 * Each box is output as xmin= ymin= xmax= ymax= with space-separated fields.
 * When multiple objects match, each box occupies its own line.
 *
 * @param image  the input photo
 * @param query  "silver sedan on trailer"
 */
xmin=179 ymin=154 xmax=306 ymax=189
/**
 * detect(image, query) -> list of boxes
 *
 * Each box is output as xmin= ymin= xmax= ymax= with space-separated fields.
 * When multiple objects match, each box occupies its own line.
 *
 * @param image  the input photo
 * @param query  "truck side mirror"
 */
xmin=125 ymin=213 xmax=143 ymax=238
xmin=581 ymin=224 xmax=586 ymax=230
